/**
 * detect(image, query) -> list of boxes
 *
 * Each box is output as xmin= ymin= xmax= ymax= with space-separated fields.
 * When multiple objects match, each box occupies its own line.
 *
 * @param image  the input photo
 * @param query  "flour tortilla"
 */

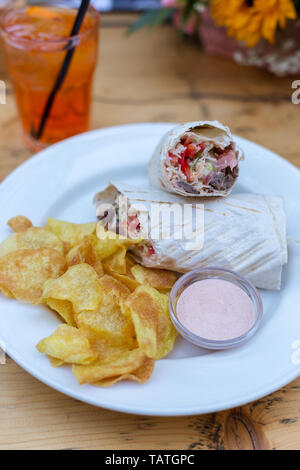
xmin=94 ymin=183 xmax=287 ymax=290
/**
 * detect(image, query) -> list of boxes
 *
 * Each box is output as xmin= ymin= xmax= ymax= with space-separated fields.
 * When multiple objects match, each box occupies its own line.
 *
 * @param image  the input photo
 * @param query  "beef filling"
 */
xmin=177 ymin=181 xmax=200 ymax=194
xmin=210 ymin=166 xmax=239 ymax=191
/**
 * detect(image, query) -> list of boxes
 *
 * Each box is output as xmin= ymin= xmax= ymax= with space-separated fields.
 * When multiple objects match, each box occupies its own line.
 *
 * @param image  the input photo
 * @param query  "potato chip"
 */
xmin=76 ymin=275 xmax=134 ymax=349
xmin=94 ymin=225 xmax=141 ymax=260
xmin=77 ymin=308 xmax=135 ymax=350
xmin=1 ymin=215 xmax=178 ymax=387
xmin=66 ymin=237 xmax=104 ymax=277
xmin=0 ymin=227 xmax=64 ymax=258
xmin=103 ymin=246 xmax=127 ymax=275
xmin=49 ymin=357 xmax=64 ymax=368
xmin=125 ymin=255 xmax=138 ymax=276
xmin=103 ymin=266 xmax=140 ymax=292
xmin=86 ymin=341 xmax=131 ymax=363
xmin=46 ymin=299 xmax=75 ymax=326
xmin=131 ymin=265 xmax=177 ymax=292
xmin=72 ymin=348 xmax=150 ymax=385
xmin=0 ymin=248 xmax=66 ymax=304
xmin=0 ymin=286 xmax=14 ymax=299
xmin=89 ymin=233 xmax=120 ymax=261
xmin=121 ymin=286 xmax=177 ymax=360
xmin=77 ymin=303 xmax=134 ymax=348
xmin=94 ymin=357 xmax=154 ymax=387
xmin=46 ymin=219 xmax=96 ymax=250
xmin=99 ymin=274 xmax=131 ymax=302
xmin=8 ymin=216 xmax=33 ymax=233
xmin=103 ymin=255 xmax=139 ymax=291
xmin=37 ymin=325 xmax=97 ymax=365
xmin=42 ymin=264 xmax=102 ymax=325
xmin=63 ymin=242 xmax=72 ymax=256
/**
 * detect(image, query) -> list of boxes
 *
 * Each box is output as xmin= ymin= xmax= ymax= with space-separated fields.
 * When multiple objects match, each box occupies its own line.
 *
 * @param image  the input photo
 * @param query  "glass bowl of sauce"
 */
xmin=169 ymin=267 xmax=263 ymax=350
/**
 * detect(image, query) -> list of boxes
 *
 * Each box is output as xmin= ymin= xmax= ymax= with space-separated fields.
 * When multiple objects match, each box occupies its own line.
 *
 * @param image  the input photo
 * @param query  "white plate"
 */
xmin=0 ymin=123 xmax=299 ymax=416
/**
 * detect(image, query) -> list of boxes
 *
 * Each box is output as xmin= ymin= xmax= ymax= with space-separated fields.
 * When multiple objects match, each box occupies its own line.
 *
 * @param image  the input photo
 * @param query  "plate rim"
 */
xmin=5 ymin=339 xmax=300 ymax=416
xmin=0 ymin=122 xmax=299 ymax=416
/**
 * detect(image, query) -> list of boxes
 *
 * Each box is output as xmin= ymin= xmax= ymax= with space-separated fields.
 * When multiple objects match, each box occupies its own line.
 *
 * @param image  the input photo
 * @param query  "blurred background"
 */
xmin=93 ymin=1 xmax=160 ymax=9
xmin=0 ymin=0 xmax=161 ymax=9
xmin=0 ymin=0 xmax=299 ymax=168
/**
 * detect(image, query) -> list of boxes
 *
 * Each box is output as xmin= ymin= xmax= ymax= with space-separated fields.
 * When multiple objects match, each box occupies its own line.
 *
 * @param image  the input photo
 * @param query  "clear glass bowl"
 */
xmin=169 ymin=267 xmax=263 ymax=350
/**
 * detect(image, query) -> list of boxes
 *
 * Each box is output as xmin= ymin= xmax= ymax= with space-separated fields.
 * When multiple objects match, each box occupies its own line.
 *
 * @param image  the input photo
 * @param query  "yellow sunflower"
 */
xmin=211 ymin=0 xmax=297 ymax=47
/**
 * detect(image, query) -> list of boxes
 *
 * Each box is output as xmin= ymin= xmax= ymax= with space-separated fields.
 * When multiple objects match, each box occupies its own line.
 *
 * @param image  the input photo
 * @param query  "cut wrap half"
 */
xmin=148 ymin=120 xmax=243 ymax=197
xmin=94 ymin=183 xmax=287 ymax=291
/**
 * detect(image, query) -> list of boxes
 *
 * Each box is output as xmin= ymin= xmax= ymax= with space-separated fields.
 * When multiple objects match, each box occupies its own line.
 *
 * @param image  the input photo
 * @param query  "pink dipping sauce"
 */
xmin=176 ymin=279 xmax=255 ymax=341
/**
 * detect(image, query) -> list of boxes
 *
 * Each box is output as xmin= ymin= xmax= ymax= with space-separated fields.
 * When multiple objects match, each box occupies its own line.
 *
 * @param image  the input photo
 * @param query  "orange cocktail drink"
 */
xmin=0 ymin=1 xmax=100 ymax=150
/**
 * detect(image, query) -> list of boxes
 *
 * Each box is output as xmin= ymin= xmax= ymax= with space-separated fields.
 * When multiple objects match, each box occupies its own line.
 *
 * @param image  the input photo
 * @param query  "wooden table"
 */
xmin=0 ymin=13 xmax=299 ymax=450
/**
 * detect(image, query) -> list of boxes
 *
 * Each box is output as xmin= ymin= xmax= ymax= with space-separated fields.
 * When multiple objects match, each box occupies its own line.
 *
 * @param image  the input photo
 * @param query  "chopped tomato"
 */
xmin=197 ymin=142 xmax=206 ymax=152
xmin=181 ymin=157 xmax=191 ymax=182
xmin=183 ymin=136 xmax=194 ymax=146
xmin=168 ymin=151 xmax=179 ymax=167
xmin=147 ymin=245 xmax=155 ymax=256
xmin=185 ymin=144 xmax=197 ymax=159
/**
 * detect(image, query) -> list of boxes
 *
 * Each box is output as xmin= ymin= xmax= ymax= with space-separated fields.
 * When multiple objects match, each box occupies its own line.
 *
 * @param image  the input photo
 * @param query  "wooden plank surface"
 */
xmin=0 ymin=13 xmax=299 ymax=450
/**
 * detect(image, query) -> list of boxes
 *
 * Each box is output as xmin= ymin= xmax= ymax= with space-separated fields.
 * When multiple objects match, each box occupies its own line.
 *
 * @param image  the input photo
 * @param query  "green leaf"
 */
xmin=127 ymin=8 xmax=175 ymax=35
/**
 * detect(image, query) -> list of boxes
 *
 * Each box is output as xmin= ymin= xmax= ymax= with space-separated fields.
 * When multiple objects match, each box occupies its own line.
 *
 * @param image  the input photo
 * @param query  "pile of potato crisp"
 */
xmin=0 ymin=216 xmax=178 ymax=387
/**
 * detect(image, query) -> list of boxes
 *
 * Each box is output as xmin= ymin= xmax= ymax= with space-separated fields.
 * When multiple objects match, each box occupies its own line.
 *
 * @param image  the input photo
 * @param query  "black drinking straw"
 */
xmin=33 ymin=0 xmax=91 ymax=140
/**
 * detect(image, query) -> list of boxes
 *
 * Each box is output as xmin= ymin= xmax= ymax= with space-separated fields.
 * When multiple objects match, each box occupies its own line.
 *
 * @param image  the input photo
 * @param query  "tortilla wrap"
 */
xmin=94 ymin=183 xmax=287 ymax=290
xmin=148 ymin=121 xmax=243 ymax=197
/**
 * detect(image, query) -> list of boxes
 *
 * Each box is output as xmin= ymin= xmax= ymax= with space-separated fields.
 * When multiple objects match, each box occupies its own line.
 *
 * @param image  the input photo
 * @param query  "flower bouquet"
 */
xmin=132 ymin=1 xmax=300 ymax=76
